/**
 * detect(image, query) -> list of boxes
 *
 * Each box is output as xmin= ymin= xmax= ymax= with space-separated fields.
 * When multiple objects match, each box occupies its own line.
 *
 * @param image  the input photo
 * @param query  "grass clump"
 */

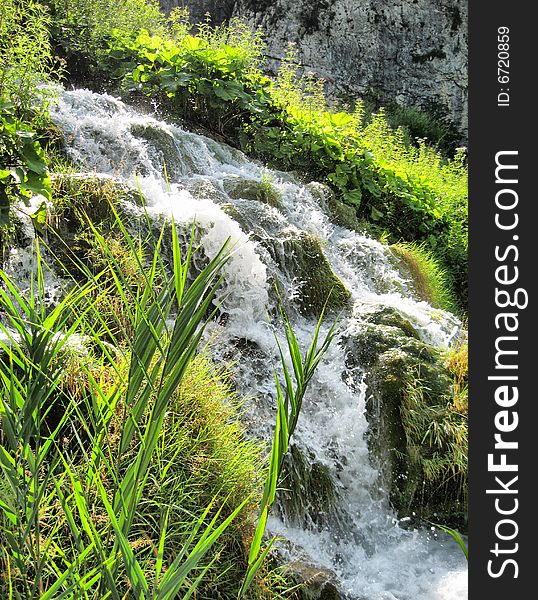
xmin=0 ymin=195 xmax=335 ymax=598
xmin=391 ymin=241 xmax=457 ymax=313
xmin=399 ymin=362 xmax=467 ymax=526
xmin=443 ymin=336 xmax=468 ymax=414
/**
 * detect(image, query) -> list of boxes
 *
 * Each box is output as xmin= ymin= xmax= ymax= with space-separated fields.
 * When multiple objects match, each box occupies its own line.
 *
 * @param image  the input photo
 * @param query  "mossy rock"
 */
xmin=278 ymin=445 xmax=337 ymax=526
xmin=130 ymin=122 xmax=190 ymax=180
xmin=184 ymin=178 xmax=228 ymax=204
xmin=345 ymin=322 xmax=426 ymax=370
xmin=363 ymin=306 xmax=421 ymax=339
xmin=307 ymin=182 xmax=360 ymax=231
xmin=289 ymin=562 xmax=347 ymax=600
xmin=270 ymin=232 xmax=351 ymax=316
xmin=46 ymin=174 xmax=141 ymax=278
xmin=343 ymin=313 xmax=466 ymax=527
xmin=220 ymin=203 xmax=251 ymax=233
xmin=50 ymin=173 xmax=139 ymax=227
xmin=223 ymin=176 xmax=281 ymax=208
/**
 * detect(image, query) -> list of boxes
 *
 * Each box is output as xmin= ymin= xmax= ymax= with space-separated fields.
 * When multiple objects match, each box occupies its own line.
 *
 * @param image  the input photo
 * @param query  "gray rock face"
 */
xmin=160 ymin=0 xmax=467 ymax=136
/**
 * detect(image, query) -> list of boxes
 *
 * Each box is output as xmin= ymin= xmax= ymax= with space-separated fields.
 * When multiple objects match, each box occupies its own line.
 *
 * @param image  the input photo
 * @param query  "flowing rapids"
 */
xmin=29 ymin=88 xmax=465 ymax=599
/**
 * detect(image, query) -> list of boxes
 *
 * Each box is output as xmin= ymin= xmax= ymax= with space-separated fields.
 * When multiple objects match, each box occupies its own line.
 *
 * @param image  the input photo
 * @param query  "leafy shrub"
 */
xmin=1 ymin=0 xmax=56 ymax=229
xmin=45 ymin=0 xmax=164 ymax=83
xmin=384 ymin=100 xmax=463 ymax=157
xmin=0 ymin=101 xmax=51 ymax=226
xmin=0 ymin=0 xmax=57 ymax=112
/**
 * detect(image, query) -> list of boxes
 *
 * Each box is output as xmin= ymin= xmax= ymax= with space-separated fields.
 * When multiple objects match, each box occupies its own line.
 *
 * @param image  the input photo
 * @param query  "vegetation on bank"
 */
xmin=1 ymin=0 xmax=469 ymax=595
xmin=0 ymin=191 xmax=334 ymax=597
xmin=2 ymin=0 xmax=467 ymax=312
xmin=104 ymin=21 xmax=467 ymax=311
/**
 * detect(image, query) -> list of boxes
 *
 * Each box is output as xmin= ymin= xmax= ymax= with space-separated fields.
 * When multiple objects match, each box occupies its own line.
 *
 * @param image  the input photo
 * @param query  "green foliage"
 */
xmin=0 ymin=101 xmax=51 ymax=226
xmin=0 ymin=196 xmax=327 ymax=597
xmin=391 ymin=241 xmax=457 ymax=313
xmin=0 ymin=0 xmax=57 ymax=112
xmin=0 ymin=0 xmax=56 ymax=229
xmin=46 ymin=0 xmax=164 ymax=82
xmin=0 ymin=211 xmax=243 ymax=597
xmin=383 ymin=101 xmax=463 ymax=157
xmin=105 ymin=17 xmax=467 ymax=310
xmin=443 ymin=336 xmax=468 ymax=414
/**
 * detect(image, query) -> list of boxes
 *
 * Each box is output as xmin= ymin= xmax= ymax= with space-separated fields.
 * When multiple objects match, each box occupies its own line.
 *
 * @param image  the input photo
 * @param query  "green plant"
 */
xmin=384 ymin=101 xmax=463 ymax=157
xmin=443 ymin=336 xmax=468 ymax=413
xmin=239 ymin=300 xmax=337 ymax=597
xmin=399 ymin=365 xmax=467 ymax=519
xmin=46 ymin=0 xmax=164 ymax=83
xmin=0 ymin=207 xmax=245 ymax=597
xmin=431 ymin=523 xmax=468 ymax=560
xmin=0 ymin=0 xmax=57 ymax=112
xmin=391 ymin=241 xmax=457 ymax=313
xmin=0 ymin=100 xmax=51 ymax=226
xmin=1 ymin=192 xmax=333 ymax=597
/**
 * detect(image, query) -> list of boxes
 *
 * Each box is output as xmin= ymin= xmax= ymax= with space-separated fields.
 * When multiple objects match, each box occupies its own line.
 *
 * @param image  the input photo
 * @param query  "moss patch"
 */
xmin=273 ymin=232 xmax=351 ymax=317
xmin=344 ymin=310 xmax=467 ymax=528
xmin=223 ymin=176 xmax=282 ymax=208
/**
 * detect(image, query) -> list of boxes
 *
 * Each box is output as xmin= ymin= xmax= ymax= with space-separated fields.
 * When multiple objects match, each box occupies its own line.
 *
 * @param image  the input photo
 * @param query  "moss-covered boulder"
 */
xmin=307 ymin=182 xmax=361 ymax=232
xmin=223 ymin=175 xmax=282 ymax=208
xmin=46 ymin=174 xmax=141 ymax=276
xmin=266 ymin=231 xmax=351 ymax=316
xmin=50 ymin=173 xmax=140 ymax=228
xmin=130 ymin=122 xmax=192 ymax=180
xmin=344 ymin=307 xmax=467 ymax=528
xmin=289 ymin=562 xmax=347 ymax=600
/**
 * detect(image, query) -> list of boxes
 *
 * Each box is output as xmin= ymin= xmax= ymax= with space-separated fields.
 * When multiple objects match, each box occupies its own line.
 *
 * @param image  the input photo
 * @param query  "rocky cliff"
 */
xmin=160 ymin=0 xmax=467 ymax=137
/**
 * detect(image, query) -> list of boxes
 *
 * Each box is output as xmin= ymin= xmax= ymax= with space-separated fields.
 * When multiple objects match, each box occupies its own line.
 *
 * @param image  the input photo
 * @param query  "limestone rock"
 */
xmin=161 ymin=0 xmax=467 ymax=136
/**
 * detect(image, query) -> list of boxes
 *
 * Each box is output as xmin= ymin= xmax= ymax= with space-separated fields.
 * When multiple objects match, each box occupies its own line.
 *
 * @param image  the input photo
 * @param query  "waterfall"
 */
xmin=35 ymin=88 xmax=466 ymax=600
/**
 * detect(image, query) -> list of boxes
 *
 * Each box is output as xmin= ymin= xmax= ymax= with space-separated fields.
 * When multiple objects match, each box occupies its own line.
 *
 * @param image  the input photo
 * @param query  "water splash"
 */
xmin=48 ymin=88 xmax=467 ymax=600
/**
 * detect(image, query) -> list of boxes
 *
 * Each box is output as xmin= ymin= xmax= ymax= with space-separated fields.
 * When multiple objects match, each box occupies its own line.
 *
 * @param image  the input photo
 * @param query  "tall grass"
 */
xmin=1 ymin=197 xmax=335 ymax=597
xmin=239 ymin=300 xmax=337 ymax=598
xmin=400 ymin=365 xmax=467 ymax=517
xmin=0 ymin=206 xmax=243 ymax=597
xmin=391 ymin=241 xmax=457 ymax=313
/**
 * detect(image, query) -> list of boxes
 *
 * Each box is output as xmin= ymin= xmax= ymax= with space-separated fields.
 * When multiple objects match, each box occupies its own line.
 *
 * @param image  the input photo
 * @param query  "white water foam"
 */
xmin=49 ymin=89 xmax=467 ymax=600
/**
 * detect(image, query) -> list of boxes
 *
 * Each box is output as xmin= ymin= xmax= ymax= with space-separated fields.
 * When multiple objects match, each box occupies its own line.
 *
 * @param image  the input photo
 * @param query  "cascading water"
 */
xmin=33 ymin=88 xmax=466 ymax=599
